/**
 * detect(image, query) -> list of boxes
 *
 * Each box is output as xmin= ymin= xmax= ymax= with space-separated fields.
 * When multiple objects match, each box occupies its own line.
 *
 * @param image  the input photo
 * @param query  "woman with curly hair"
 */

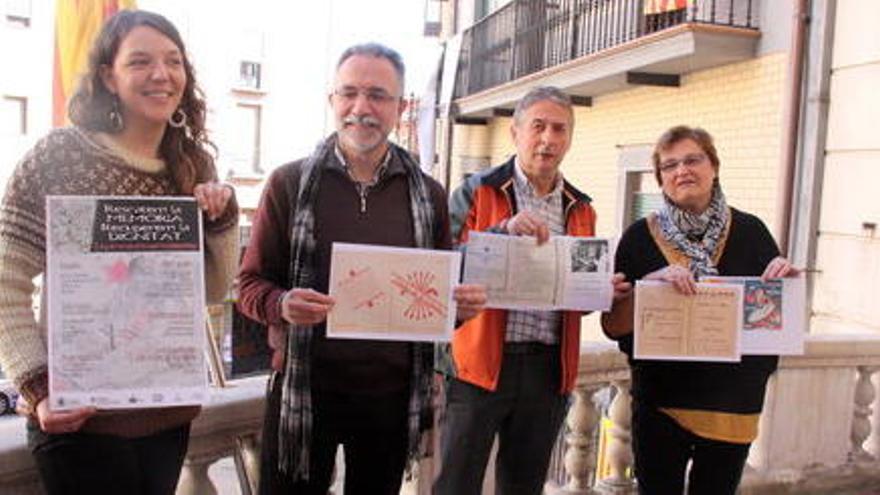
xmin=0 ymin=10 xmax=238 ymax=494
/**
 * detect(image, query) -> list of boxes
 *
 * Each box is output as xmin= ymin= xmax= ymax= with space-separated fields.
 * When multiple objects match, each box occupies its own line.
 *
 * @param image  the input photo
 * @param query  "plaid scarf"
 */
xmin=279 ymin=134 xmax=437 ymax=480
xmin=656 ymin=182 xmax=730 ymax=277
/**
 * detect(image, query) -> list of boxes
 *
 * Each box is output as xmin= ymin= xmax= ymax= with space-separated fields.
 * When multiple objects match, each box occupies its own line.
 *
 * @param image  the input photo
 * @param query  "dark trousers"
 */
xmin=434 ymin=344 xmax=569 ymax=495
xmin=632 ymin=404 xmax=751 ymax=495
xmin=259 ymin=372 xmax=410 ymax=495
xmin=28 ymin=421 xmax=190 ymax=495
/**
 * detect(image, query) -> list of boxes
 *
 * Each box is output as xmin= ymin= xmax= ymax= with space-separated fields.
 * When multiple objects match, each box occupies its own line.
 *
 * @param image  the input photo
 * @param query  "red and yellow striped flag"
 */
xmin=53 ymin=0 xmax=137 ymax=127
xmin=643 ymin=0 xmax=693 ymax=16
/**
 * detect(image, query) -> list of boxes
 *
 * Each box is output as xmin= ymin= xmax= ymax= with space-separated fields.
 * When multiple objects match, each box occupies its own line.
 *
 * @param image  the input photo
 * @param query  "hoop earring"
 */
xmin=108 ymin=97 xmax=124 ymax=131
xmin=168 ymin=108 xmax=187 ymax=129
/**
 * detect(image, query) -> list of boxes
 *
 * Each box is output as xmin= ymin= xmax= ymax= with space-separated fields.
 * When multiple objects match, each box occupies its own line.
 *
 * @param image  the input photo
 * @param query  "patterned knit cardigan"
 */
xmin=0 ymin=127 xmax=238 ymax=437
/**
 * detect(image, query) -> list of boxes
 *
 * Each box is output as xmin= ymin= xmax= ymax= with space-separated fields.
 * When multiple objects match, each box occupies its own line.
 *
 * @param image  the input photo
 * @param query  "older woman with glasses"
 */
xmin=601 ymin=125 xmax=798 ymax=495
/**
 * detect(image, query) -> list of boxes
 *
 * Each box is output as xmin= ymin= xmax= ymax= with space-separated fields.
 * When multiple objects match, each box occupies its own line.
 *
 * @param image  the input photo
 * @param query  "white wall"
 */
xmin=811 ymin=0 xmax=880 ymax=335
xmin=140 ymin=0 xmax=332 ymax=180
xmin=0 ymin=1 xmax=55 ymax=186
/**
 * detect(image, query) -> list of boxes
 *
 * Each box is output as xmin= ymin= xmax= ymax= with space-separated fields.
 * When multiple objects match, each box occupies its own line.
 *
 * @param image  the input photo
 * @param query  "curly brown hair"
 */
xmin=68 ymin=9 xmax=216 ymax=194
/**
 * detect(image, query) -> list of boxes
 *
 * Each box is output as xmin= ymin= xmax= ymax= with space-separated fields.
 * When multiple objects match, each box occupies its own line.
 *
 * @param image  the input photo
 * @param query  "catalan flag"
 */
xmin=643 ymin=0 xmax=693 ymax=16
xmin=53 ymin=0 xmax=137 ymax=127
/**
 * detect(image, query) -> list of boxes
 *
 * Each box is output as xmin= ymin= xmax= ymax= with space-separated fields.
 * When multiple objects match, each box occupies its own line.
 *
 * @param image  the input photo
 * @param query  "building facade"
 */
xmin=425 ymin=0 xmax=880 ymax=491
xmin=431 ymin=0 xmax=878 ymax=342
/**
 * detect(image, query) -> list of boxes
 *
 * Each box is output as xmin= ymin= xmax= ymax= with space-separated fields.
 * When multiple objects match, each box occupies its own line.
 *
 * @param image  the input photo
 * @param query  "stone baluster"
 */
xmin=850 ymin=366 xmax=879 ymax=462
xmin=234 ymin=434 xmax=261 ymax=495
xmin=177 ymin=453 xmax=222 ymax=495
xmin=596 ymin=379 xmax=635 ymax=494
xmin=559 ymin=385 xmax=602 ymax=494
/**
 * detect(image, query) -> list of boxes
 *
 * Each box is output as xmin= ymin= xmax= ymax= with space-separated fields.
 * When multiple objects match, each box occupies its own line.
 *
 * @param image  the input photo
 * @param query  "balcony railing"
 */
xmin=0 ymin=375 xmax=265 ymax=495
xmin=542 ymin=335 xmax=880 ymax=494
xmin=6 ymin=335 xmax=880 ymax=494
xmin=454 ymin=0 xmax=759 ymax=100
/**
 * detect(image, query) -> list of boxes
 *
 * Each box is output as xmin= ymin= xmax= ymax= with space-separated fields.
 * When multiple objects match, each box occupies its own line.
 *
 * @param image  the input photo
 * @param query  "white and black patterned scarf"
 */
xmin=279 ymin=134 xmax=437 ymax=479
xmin=656 ymin=182 xmax=729 ymax=276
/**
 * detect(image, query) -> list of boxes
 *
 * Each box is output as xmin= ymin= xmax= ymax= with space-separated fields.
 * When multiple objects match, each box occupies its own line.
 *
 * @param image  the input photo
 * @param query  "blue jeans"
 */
xmin=28 ymin=420 xmax=190 ymax=495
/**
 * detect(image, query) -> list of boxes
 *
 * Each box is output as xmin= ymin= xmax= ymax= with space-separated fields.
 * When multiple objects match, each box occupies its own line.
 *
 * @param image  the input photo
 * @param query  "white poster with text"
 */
xmin=46 ymin=196 xmax=208 ymax=411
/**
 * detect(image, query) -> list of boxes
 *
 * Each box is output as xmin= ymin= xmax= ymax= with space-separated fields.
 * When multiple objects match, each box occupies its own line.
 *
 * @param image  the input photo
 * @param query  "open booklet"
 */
xmin=700 ymin=276 xmax=806 ymax=355
xmin=634 ymin=280 xmax=743 ymax=362
xmin=462 ymin=232 xmax=614 ymax=311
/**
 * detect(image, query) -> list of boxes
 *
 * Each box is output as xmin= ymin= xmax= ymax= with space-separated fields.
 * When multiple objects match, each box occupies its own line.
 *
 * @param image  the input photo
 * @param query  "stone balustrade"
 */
xmin=176 ymin=375 xmax=265 ymax=495
xmin=542 ymin=334 xmax=880 ymax=494
xmin=5 ymin=335 xmax=880 ymax=494
xmin=0 ymin=375 xmax=266 ymax=495
xmin=0 ymin=416 xmax=41 ymax=495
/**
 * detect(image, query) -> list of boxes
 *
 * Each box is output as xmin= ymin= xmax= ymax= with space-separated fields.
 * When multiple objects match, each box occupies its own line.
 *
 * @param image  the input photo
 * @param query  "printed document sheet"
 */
xmin=327 ymin=243 xmax=461 ymax=341
xmin=46 ymin=196 xmax=208 ymax=411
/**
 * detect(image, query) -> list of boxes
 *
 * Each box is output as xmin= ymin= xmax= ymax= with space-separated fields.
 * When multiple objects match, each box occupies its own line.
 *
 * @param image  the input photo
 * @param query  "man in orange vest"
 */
xmin=435 ymin=86 xmax=629 ymax=494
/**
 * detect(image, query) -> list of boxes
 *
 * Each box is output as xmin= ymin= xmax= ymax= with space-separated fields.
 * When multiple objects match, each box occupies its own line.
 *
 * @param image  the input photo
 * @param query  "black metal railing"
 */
xmin=454 ymin=0 xmax=759 ymax=99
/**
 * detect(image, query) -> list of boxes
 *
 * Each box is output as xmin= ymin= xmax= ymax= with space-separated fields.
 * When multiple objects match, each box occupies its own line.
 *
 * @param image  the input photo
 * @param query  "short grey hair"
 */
xmin=336 ymin=42 xmax=406 ymax=94
xmin=513 ymin=86 xmax=574 ymax=126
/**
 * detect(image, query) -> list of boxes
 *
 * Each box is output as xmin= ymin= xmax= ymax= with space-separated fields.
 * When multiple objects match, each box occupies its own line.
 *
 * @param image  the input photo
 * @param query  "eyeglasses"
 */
xmin=658 ymin=153 xmax=708 ymax=174
xmin=333 ymin=87 xmax=399 ymax=105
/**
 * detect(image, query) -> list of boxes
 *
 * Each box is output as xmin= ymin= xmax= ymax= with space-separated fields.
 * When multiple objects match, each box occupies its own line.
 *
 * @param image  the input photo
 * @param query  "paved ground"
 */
xmin=207 ymin=450 xmax=420 ymax=495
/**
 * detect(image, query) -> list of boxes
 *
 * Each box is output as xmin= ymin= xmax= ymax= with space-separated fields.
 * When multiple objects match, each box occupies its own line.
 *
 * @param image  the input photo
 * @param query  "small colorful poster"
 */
xmin=701 ymin=276 xmax=806 ymax=355
xmin=743 ymin=279 xmax=783 ymax=330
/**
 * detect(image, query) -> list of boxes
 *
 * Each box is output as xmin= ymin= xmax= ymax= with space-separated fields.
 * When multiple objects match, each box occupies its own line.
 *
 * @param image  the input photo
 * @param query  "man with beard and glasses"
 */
xmin=435 ymin=86 xmax=630 ymax=494
xmin=237 ymin=42 xmax=486 ymax=494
